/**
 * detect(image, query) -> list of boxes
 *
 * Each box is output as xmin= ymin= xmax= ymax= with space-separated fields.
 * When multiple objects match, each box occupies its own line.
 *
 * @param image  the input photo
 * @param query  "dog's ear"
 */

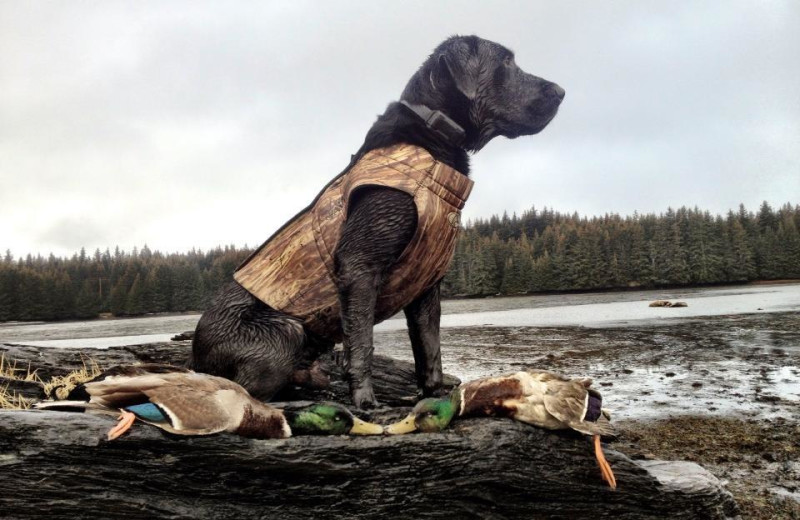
xmin=430 ymin=53 xmax=478 ymax=100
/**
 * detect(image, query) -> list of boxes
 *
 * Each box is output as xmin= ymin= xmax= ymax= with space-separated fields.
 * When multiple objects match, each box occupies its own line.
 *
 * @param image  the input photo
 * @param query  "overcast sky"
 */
xmin=1 ymin=1 xmax=798 ymax=258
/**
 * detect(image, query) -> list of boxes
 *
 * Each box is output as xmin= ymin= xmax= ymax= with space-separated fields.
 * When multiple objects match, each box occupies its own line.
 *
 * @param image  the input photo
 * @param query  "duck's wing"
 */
xmin=95 ymin=364 xmax=192 ymax=379
xmin=137 ymin=378 xmax=245 ymax=435
xmin=65 ymin=364 xmax=193 ymax=401
xmin=542 ymin=380 xmax=616 ymax=438
xmin=84 ymin=372 xmax=251 ymax=435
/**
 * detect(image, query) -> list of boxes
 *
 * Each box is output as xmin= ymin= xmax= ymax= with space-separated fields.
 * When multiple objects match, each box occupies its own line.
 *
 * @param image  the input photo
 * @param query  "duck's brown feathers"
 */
xmin=459 ymin=370 xmax=615 ymax=438
xmin=541 ymin=377 xmax=614 ymax=437
xmin=459 ymin=376 xmax=522 ymax=418
xmin=81 ymin=371 xmax=287 ymax=437
xmin=235 ymin=404 xmax=293 ymax=438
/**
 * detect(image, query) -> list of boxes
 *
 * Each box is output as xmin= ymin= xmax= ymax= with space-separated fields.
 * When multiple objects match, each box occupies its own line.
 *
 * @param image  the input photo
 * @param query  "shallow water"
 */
xmin=2 ymin=283 xmax=798 ymax=348
xmin=0 ymin=314 xmax=201 ymax=347
xmin=379 ymin=283 xmax=800 ymax=331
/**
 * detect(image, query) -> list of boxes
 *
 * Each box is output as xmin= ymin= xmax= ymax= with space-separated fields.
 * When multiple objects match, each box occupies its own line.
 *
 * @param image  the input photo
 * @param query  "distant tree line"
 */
xmin=0 ymin=201 xmax=797 ymax=322
xmin=0 ymin=245 xmax=251 ymax=322
xmin=442 ymin=201 xmax=800 ymax=297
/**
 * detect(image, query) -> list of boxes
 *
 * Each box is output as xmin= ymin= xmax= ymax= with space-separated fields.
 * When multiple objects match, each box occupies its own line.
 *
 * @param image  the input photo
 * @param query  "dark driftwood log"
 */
xmin=0 ymin=341 xmax=737 ymax=519
xmin=0 ymin=342 xmax=458 ymax=407
xmin=0 ymin=411 xmax=737 ymax=519
xmin=0 ymin=376 xmax=45 ymax=400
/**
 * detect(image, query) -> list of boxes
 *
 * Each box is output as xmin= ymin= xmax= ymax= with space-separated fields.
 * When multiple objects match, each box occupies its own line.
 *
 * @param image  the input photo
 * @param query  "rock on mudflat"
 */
xmin=649 ymin=300 xmax=688 ymax=308
xmin=0 ymin=341 xmax=737 ymax=519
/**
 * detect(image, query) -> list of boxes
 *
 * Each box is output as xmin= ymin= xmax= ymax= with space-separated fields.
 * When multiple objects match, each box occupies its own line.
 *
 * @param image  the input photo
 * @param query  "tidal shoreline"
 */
xmin=2 ymin=285 xmax=798 ymax=516
xmin=374 ymin=311 xmax=800 ymax=518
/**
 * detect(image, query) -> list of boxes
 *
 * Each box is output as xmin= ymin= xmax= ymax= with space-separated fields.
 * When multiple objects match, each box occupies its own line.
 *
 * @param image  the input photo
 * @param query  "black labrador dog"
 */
xmin=190 ymin=35 xmax=564 ymax=409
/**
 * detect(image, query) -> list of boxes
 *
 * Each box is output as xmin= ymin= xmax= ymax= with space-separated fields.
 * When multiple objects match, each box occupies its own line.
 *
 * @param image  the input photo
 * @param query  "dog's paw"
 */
xmin=352 ymin=384 xmax=379 ymax=410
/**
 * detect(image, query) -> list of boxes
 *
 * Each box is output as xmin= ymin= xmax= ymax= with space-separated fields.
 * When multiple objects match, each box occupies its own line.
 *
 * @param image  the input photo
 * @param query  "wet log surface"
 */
xmin=0 ymin=341 xmax=738 ymax=519
xmin=0 ymin=340 xmax=457 ymax=407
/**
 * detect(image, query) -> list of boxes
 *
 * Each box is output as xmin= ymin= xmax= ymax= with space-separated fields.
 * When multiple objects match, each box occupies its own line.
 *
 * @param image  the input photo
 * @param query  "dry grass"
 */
xmin=0 ymin=384 xmax=34 ymax=410
xmin=0 ymin=354 xmax=42 ymax=383
xmin=43 ymin=356 xmax=102 ymax=400
xmin=0 ymin=354 xmax=103 ymax=409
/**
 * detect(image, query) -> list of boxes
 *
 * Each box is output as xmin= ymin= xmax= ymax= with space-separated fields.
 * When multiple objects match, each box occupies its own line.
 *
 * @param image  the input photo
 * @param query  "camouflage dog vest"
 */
xmin=234 ymin=143 xmax=473 ymax=341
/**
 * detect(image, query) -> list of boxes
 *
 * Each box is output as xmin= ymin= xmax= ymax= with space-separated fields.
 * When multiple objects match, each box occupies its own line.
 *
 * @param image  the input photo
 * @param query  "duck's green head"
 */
xmin=384 ymin=391 xmax=461 ymax=435
xmin=286 ymin=403 xmax=384 ymax=436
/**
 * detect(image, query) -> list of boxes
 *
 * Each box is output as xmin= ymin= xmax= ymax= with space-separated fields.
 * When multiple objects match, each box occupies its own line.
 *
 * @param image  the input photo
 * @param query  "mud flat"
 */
xmin=375 ymin=311 xmax=800 ymax=519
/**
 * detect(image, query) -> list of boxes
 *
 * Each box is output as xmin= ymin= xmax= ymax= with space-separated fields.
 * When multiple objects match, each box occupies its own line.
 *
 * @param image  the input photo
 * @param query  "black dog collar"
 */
xmin=399 ymin=100 xmax=466 ymax=148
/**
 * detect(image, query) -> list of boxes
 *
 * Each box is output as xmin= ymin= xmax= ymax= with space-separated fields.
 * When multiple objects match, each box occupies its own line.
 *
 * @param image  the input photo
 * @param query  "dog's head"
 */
xmin=402 ymin=35 xmax=564 ymax=151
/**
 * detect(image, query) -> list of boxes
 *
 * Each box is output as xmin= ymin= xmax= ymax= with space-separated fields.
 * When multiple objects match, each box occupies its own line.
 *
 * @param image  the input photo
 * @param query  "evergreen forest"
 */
xmin=1 ymin=201 xmax=798 ymax=322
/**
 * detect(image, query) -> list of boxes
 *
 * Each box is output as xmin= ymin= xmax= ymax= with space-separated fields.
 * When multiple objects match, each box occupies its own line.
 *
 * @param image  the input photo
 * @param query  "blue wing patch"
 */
xmin=125 ymin=402 xmax=170 ymax=424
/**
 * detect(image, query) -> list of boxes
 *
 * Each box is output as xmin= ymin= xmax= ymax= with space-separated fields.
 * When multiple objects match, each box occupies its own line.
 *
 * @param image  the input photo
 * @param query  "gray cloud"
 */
xmin=1 ymin=1 xmax=798 ymax=257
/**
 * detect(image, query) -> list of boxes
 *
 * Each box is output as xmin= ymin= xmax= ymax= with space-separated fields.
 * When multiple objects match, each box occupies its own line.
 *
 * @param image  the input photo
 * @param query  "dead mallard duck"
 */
xmin=385 ymin=369 xmax=617 ymax=489
xmin=35 ymin=364 xmax=383 ymax=439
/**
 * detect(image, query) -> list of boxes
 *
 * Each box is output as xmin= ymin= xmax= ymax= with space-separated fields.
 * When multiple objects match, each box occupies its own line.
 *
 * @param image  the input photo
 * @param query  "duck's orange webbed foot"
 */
xmin=594 ymin=434 xmax=617 ymax=490
xmin=107 ymin=410 xmax=136 ymax=441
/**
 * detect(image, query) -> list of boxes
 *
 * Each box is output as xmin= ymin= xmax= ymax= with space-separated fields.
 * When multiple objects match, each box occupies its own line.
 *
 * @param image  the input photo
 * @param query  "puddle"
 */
xmin=770 ymin=366 xmax=800 ymax=402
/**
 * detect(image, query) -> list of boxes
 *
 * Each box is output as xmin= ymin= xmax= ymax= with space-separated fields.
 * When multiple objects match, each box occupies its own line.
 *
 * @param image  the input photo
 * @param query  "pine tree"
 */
xmin=487 ymin=232 xmax=506 ymax=291
xmin=0 ymin=266 xmax=16 ymax=321
xmin=442 ymin=236 xmax=469 ymax=297
xmin=149 ymin=264 xmax=172 ymax=312
xmin=652 ymin=213 xmax=689 ymax=285
xmin=757 ymin=201 xmax=777 ymax=233
xmin=757 ymin=228 xmax=782 ymax=279
xmin=52 ymin=272 xmax=74 ymax=320
xmin=500 ymin=254 xmax=521 ymax=295
xmin=172 ymin=264 xmax=204 ymax=312
xmin=530 ymin=251 xmax=556 ymax=291
xmin=726 ymin=218 xmax=755 ymax=281
xmin=778 ymin=205 xmax=800 ymax=277
xmin=126 ymin=274 xmax=146 ymax=315
xmin=74 ymin=279 xmax=101 ymax=319
xmin=16 ymin=270 xmax=46 ymax=320
xmin=108 ymin=279 xmax=129 ymax=316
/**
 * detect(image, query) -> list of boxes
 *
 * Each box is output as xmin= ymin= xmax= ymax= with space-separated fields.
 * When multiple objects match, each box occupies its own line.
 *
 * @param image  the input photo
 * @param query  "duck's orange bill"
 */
xmin=107 ymin=409 xmax=137 ymax=441
xmin=594 ymin=434 xmax=617 ymax=490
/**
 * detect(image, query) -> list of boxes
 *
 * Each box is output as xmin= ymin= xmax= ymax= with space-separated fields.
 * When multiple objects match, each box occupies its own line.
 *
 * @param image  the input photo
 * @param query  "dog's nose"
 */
xmin=549 ymin=83 xmax=566 ymax=101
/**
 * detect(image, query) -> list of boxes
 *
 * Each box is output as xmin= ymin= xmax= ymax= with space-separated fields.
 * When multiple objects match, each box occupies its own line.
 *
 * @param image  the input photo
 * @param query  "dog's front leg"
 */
xmin=404 ymin=282 xmax=444 ymax=397
xmin=333 ymin=187 xmax=417 ymax=409
xmin=336 ymin=264 xmax=381 ymax=409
